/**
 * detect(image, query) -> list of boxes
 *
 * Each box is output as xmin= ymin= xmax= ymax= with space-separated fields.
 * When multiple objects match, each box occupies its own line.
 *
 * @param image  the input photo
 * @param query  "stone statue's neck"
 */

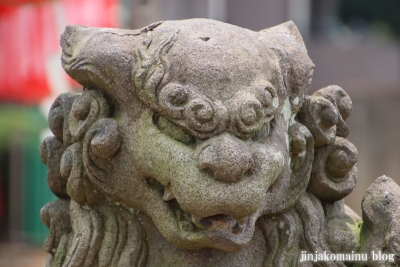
xmin=137 ymin=212 xmax=267 ymax=267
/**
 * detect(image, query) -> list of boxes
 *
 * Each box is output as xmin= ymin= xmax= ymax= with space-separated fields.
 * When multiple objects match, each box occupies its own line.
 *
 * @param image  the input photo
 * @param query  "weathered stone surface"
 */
xmin=38 ymin=18 xmax=400 ymax=266
xmin=357 ymin=176 xmax=400 ymax=266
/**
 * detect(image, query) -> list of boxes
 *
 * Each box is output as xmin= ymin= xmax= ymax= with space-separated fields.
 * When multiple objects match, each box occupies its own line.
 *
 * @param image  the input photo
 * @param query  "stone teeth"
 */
xmin=163 ymin=186 xmax=175 ymax=201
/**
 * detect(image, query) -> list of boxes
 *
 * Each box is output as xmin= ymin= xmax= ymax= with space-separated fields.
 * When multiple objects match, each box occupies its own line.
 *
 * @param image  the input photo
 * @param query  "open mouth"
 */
xmin=146 ymin=177 xmax=258 ymax=250
xmin=168 ymin=198 xmax=248 ymax=234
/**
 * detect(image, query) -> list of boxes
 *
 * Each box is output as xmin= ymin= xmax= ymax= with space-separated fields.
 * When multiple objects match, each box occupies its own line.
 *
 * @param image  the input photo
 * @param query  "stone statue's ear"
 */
xmin=259 ymin=21 xmax=315 ymax=115
xmin=259 ymin=21 xmax=305 ymax=47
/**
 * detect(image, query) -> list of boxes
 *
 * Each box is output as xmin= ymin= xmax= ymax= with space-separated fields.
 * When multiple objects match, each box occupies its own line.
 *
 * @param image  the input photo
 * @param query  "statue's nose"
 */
xmin=198 ymin=134 xmax=254 ymax=183
xmin=60 ymin=25 xmax=89 ymax=54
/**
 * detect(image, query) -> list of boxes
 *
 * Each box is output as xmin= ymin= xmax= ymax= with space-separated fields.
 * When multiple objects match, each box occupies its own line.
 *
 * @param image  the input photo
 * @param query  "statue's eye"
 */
xmin=155 ymin=115 xmax=196 ymax=145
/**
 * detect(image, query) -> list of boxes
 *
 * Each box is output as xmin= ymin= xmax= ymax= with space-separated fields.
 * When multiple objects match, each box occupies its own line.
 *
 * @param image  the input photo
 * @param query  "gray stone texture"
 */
xmin=39 ymin=19 xmax=400 ymax=266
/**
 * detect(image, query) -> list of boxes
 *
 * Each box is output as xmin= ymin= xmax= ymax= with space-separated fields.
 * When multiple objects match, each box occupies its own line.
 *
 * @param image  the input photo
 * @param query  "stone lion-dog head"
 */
xmin=40 ymin=19 xmax=369 ymax=267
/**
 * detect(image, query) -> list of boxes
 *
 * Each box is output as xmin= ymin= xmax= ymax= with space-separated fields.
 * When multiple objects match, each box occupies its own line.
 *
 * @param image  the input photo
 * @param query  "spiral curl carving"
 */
xmin=159 ymin=83 xmax=189 ymax=119
xmin=156 ymin=83 xmax=281 ymax=139
xmin=83 ymin=118 xmax=121 ymax=195
xmin=234 ymin=99 xmax=264 ymax=135
xmin=297 ymin=85 xmax=352 ymax=148
xmin=313 ymin=85 xmax=352 ymax=138
xmin=183 ymin=98 xmax=227 ymax=135
xmin=69 ymin=89 xmax=110 ymax=142
xmin=254 ymin=83 xmax=279 ymax=119
xmin=60 ymin=143 xmax=104 ymax=205
xmin=40 ymin=136 xmax=68 ymax=199
xmin=40 ymin=87 xmax=119 ymax=206
xmin=40 ymin=93 xmax=82 ymax=199
xmin=40 ymin=199 xmax=71 ymax=255
xmin=42 ymin=88 xmax=120 ymax=206
xmin=227 ymin=91 xmax=278 ymax=139
xmin=40 ymin=85 xmax=127 ymax=266
xmin=308 ymin=137 xmax=358 ymax=201
xmin=297 ymin=95 xmax=338 ymax=147
xmin=48 ymin=92 xmax=79 ymax=147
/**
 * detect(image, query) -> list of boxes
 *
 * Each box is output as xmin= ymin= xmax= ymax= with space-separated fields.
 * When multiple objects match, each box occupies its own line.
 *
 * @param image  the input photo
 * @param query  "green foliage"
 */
xmin=0 ymin=105 xmax=47 ymax=149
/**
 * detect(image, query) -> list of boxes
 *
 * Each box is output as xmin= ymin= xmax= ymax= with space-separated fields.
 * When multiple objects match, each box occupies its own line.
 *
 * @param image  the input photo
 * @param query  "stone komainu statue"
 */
xmin=39 ymin=19 xmax=400 ymax=266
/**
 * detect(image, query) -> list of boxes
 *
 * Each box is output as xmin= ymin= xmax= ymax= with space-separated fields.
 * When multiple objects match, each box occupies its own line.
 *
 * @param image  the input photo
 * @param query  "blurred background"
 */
xmin=0 ymin=0 xmax=399 ymax=266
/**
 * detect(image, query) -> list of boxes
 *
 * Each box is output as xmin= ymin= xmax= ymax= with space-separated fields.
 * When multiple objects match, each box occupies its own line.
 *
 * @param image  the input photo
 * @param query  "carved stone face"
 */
xmin=60 ymin=19 xmax=314 ymax=251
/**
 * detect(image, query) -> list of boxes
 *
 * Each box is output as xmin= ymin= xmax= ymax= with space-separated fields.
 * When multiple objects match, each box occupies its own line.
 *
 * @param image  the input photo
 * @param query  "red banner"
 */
xmin=0 ymin=0 xmax=50 ymax=6
xmin=0 ymin=0 xmax=119 ymax=104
